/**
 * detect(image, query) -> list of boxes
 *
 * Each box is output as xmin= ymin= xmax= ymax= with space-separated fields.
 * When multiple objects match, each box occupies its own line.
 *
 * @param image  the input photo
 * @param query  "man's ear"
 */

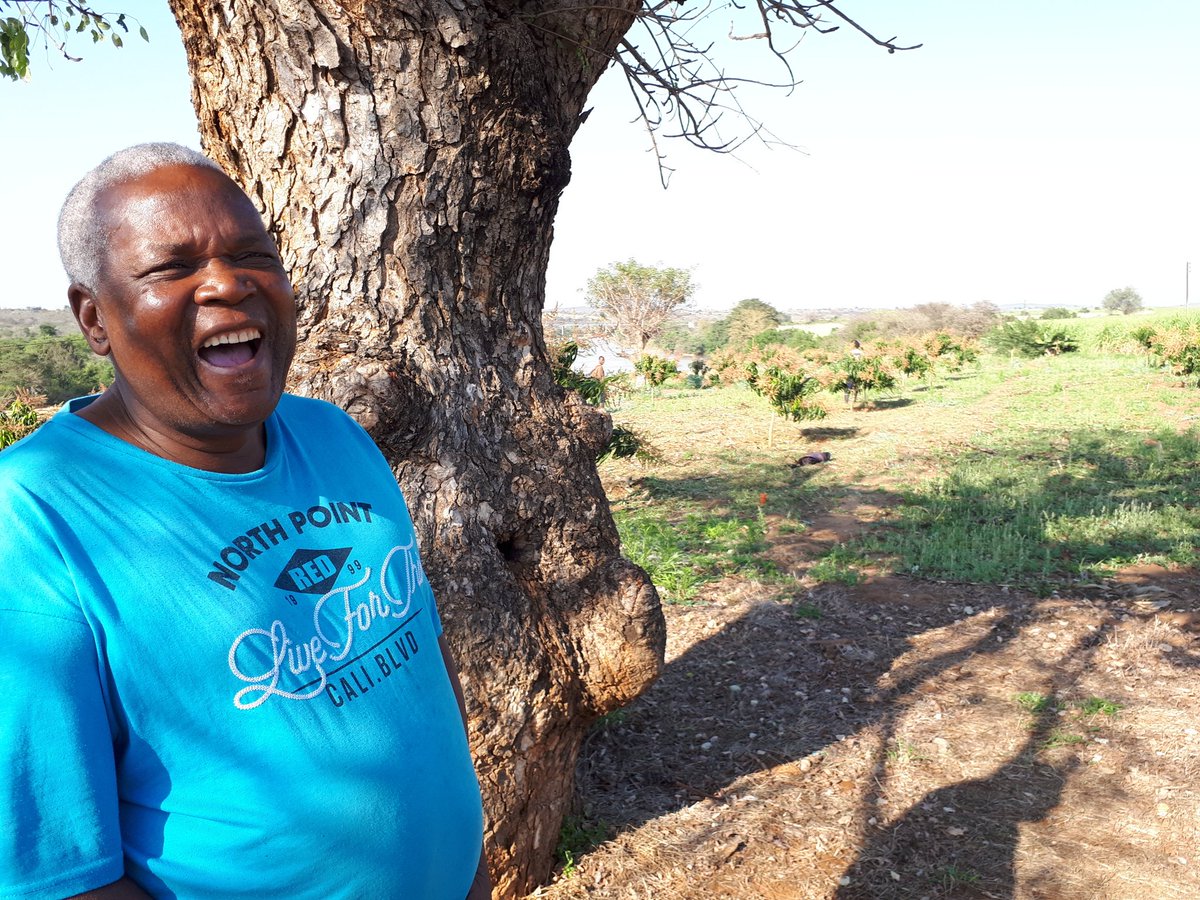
xmin=69 ymin=284 xmax=111 ymax=357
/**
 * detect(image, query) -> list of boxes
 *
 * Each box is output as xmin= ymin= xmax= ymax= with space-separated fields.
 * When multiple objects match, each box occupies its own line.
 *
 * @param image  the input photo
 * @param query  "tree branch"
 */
xmin=523 ymin=0 xmax=919 ymax=186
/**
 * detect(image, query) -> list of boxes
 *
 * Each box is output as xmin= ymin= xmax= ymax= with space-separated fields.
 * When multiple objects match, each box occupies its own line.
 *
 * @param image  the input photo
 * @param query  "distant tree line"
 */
xmin=0 ymin=326 xmax=112 ymax=404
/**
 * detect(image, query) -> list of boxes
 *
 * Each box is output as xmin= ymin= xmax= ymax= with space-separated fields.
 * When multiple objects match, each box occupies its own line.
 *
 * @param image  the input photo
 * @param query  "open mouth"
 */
xmin=198 ymin=327 xmax=263 ymax=368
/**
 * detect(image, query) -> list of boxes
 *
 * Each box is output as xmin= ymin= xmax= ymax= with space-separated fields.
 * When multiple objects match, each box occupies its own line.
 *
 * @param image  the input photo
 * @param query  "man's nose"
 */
xmin=194 ymin=257 xmax=254 ymax=305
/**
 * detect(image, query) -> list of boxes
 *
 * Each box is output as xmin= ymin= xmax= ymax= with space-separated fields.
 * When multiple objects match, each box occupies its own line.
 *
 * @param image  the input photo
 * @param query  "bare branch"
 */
xmin=579 ymin=0 xmax=919 ymax=184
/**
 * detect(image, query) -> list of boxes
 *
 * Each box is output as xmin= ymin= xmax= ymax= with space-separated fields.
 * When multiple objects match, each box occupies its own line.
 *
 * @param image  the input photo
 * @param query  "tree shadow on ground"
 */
xmin=833 ymin=617 xmax=1114 ymax=898
xmin=868 ymin=398 xmax=916 ymax=410
xmin=566 ymin=427 xmax=1200 ymax=891
xmin=799 ymin=426 xmax=862 ymax=441
xmin=570 ymin=571 xmax=1052 ymax=841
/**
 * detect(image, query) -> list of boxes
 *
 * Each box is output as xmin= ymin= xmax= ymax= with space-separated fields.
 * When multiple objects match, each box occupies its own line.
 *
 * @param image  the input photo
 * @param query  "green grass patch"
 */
xmin=615 ymin=508 xmax=777 ymax=603
xmin=1077 ymin=696 xmax=1122 ymax=717
xmin=556 ymin=815 xmax=609 ymax=878
xmin=885 ymin=740 xmax=929 ymax=763
xmin=939 ymin=865 xmax=982 ymax=889
xmin=1041 ymin=730 xmax=1087 ymax=749
xmin=791 ymin=601 xmax=822 ymax=619
xmin=861 ymin=424 xmax=1200 ymax=586
xmin=809 ymin=544 xmax=866 ymax=585
xmin=1014 ymin=692 xmax=1051 ymax=714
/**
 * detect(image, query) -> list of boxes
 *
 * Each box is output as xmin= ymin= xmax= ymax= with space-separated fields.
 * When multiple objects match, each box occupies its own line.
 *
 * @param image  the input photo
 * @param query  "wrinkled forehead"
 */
xmin=95 ymin=165 xmax=273 ymax=265
xmin=97 ymin=163 xmax=261 ymax=226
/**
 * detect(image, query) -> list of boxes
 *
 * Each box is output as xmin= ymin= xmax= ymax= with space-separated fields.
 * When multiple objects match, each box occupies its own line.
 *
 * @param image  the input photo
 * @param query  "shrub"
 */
xmin=986 ymin=320 xmax=1078 ymax=357
xmin=1149 ymin=322 xmax=1200 ymax=386
xmin=634 ymin=354 xmax=679 ymax=387
xmin=753 ymin=363 xmax=827 ymax=421
xmin=1040 ymin=306 xmax=1077 ymax=320
xmin=747 ymin=327 xmax=820 ymax=352
xmin=0 ymin=394 xmax=42 ymax=451
xmin=0 ymin=333 xmax=112 ymax=403
xmin=827 ymin=350 xmax=898 ymax=403
xmin=710 ymin=346 xmax=828 ymax=420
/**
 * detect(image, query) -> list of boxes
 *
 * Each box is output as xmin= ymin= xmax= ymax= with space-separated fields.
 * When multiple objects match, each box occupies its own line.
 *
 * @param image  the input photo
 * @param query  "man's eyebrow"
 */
xmin=143 ymin=234 xmax=275 ymax=257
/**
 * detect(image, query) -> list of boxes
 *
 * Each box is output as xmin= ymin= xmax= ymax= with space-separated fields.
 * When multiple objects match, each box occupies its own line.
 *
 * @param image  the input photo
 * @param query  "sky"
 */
xmin=1 ymin=2 xmax=1197 ymax=313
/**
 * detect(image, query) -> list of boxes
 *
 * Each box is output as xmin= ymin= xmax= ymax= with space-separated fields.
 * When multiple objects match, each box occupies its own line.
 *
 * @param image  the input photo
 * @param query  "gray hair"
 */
xmin=57 ymin=142 xmax=224 ymax=290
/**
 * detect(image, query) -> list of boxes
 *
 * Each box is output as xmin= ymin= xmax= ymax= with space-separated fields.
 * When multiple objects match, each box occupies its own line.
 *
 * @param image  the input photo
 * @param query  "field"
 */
xmin=534 ymin=347 xmax=1200 ymax=898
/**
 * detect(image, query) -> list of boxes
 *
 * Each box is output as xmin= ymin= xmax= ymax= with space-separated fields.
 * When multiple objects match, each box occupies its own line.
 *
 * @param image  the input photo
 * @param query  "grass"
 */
xmin=809 ymin=544 xmax=865 ymax=585
xmin=791 ymin=601 xmax=822 ymax=619
xmin=1014 ymin=692 xmax=1051 ymax=714
xmin=1077 ymin=696 xmax=1122 ymax=717
xmin=603 ymin=351 xmax=1200 ymax=601
xmin=885 ymin=740 xmax=929 ymax=764
xmin=939 ymin=864 xmax=982 ymax=889
xmin=861 ymin=414 xmax=1200 ymax=587
xmin=556 ymin=815 xmax=609 ymax=878
xmin=859 ymin=355 xmax=1200 ymax=588
xmin=1041 ymin=730 xmax=1087 ymax=749
xmin=616 ymin=508 xmax=778 ymax=602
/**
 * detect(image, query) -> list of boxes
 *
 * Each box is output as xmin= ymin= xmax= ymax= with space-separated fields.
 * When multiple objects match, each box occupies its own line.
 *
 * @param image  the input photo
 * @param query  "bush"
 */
xmin=986 ymin=320 xmax=1078 ymax=357
xmin=1149 ymin=322 xmax=1200 ymax=386
xmin=827 ymin=350 xmax=898 ymax=403
xmin=1040 ymin=307 xmax=1077 ymax=320
xmin=747 ymin=327 xmax=820 ymax=353
xmin=710 ymin=346 xmax=829 ymax=420
xmin=0 ymin=333 xmax=112 ymax=403
xmin=0 ymin=395 xmax=42 ymax=451
xmin=634 ymin=354 xmax=678 ymax=387
xmin=753 ymin=363 xmax=827 ymax=421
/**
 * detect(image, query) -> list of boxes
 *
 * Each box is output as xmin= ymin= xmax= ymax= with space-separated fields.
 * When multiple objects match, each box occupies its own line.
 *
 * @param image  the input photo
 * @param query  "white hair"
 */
xmin=57 ymin=142 xmax=224 ymax=290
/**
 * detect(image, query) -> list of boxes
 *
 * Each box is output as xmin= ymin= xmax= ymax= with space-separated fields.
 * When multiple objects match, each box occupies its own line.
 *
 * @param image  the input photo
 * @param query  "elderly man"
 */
xmin=0 ymin=144 xmax=491 ymax=899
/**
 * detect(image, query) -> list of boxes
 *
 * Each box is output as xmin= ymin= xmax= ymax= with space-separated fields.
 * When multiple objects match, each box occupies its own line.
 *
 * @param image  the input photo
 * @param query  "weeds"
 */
xmin=1041 ymin=730 xmax=1087 ymax=749
xmin=592 ymin=708 xmax=629 ymax=731
xmin=939 ymin=864 xmax=982 ymax=889
xmin=615 ymin=506 xmax=777 ymax=603
xmin=1077 ymin=697 xmax=1122 ymax=717
xmin=791 ymin=601 xmax=822 ymax=619
xmin=809 ymin=544 xmax=864 ymax=585
xmin=862 ymin=425 xmax=1200 ymax=586
xmin=556 ymin=815 xmax=608 ymax=877
xmin=1014 ymin=692 xmax=1051 ymax=714
xmin=885 ymin=740 xmax=929 ymax=763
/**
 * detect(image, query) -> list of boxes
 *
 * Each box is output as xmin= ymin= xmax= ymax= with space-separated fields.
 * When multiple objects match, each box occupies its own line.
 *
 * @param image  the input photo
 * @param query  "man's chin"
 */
xmin=199 ymin=387 xmax=285 ymax=432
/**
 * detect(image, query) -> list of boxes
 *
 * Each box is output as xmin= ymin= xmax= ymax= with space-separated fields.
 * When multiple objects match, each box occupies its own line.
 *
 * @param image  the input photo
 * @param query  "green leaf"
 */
xmin=111 ymin=33 xmax=122 ymax=48
xmin=139 ymin=25 xmax=149 ymax=42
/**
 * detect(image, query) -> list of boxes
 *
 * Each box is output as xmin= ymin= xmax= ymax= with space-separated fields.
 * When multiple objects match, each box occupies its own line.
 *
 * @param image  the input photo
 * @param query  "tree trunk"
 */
xmin=168 ymin=1 xmax=665 ymax=894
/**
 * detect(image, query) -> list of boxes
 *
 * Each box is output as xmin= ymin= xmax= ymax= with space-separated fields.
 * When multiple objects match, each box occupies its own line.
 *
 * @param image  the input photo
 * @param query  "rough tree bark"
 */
xmin=167 ymin=1 xmax=665 ymax=894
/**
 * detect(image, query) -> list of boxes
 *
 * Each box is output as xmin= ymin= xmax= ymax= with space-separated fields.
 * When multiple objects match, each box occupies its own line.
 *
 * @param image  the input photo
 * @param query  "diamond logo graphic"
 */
xmin=273 ymin=547 xmax=353 ymax=595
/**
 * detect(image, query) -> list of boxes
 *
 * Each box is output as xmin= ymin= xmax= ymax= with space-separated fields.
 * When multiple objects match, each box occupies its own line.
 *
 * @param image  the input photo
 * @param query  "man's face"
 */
xmin=81 ymin=164 xmax=296 ymax=442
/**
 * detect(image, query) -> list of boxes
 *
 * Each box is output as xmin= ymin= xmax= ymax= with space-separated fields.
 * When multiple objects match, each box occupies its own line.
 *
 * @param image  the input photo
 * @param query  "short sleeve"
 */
xmin=0 ymin=483 xmax=124 ymax=900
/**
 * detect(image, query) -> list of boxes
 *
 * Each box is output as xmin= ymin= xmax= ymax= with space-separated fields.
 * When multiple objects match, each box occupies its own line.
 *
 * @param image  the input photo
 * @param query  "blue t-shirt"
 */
xmin=0 ymin=395 xmax=483 ymax=899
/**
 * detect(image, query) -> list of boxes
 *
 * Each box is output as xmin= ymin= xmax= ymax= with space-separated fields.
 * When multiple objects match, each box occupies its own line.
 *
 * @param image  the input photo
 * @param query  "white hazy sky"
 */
xmin=1 ymin=2 xmax=1197 ymax=313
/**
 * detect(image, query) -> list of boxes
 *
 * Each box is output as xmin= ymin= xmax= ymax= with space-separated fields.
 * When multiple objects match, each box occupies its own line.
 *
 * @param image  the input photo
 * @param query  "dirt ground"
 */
xmin=531 ymin=383 xmax=1200 ymax=899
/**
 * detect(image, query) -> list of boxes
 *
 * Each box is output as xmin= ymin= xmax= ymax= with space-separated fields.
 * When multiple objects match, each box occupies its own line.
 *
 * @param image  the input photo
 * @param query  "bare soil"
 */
xmin=531 ymin=382 xmax=1200 ymax=899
